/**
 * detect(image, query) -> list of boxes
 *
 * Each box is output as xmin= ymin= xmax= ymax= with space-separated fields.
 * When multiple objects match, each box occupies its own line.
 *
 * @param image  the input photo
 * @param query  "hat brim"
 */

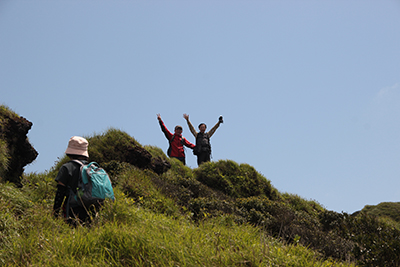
xmin=65 ymin=147 xmax=89 ymax=157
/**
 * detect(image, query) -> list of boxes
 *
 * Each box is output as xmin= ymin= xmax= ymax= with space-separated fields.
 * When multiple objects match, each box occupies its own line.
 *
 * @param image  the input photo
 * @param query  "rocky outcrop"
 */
xmin=0 ymin=106 xmax=170 ymax=185
xmin=0 ymin=107 xmax=38 ymax=186
xmin=125 ymin=145 xmax=171 ymax=174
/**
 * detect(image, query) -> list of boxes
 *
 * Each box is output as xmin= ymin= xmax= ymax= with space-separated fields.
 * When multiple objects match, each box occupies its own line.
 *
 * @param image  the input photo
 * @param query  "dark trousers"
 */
xmin=172 ymin=156 xmax=186 ymax=165
xmin=65 ymin=206 xmax=91 ymax=226
xmin=197 ymin=152 xmax=210 ymax=166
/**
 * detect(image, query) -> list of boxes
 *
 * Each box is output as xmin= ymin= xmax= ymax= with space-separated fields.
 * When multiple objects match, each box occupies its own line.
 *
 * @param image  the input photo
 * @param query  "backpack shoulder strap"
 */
xmin=70 ymin=159 xmax=86 ymax=182
xmin=71 ymin=159 xmax=84 ymax=166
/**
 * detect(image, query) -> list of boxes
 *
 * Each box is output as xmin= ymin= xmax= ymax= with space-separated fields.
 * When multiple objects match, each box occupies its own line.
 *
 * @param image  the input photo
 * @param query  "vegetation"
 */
xmin=1 ymin=183 xmax=353 ymax=267
xmin=0 ymin=139 xmax=9 ymax=179
xmin=361 ymin=202 xmax=400 ymax=226
xmin=0 ymin=104 xmax=37 ymax=185
xmin=0 ymin=105 xmax=18 ymax=179
xmin=0 ymin=104 xmax=19 ymax=124
xmin=1 ymin=127 xmax=399 ymax=266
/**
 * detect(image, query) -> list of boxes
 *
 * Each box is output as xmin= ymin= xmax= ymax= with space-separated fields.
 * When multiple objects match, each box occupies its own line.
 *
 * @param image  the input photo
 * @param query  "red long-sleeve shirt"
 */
xmin=159 ymin=120 xmax=195 ymax=158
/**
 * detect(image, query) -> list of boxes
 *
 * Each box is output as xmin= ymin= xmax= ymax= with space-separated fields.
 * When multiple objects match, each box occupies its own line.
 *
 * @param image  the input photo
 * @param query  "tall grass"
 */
xmin=0 ymin=182 xmax=353 ymax=267
xmin=0 ymin=139 xmax=9 ymax=180
xmin=4 ymin=127 xmax=399 ymax=266
xmin=0 ymin=105 xmax=18 ymax=181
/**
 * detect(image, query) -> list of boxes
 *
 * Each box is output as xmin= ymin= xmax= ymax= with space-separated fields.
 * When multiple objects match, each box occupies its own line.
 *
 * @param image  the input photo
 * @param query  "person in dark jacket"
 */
xmin=183 ymin=114 xmax=223 ymax=166
xmin=157 ymin=114 xmax=195 ymax=165
xmin=53 ymin=136 xmax=90 ymax=225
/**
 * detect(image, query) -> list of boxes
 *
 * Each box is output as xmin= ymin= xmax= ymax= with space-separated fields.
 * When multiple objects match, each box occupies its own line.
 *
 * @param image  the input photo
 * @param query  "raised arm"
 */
xmin=157 ymin=114 xmax=172 ymax=140
xmin=183 ymin=113 xmax=197 ymax=137
xmin=207 ymin=116 xmax=223 ymax=137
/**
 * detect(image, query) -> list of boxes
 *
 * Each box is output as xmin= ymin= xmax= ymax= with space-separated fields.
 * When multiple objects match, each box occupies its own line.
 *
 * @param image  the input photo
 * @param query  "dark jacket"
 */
xmin=53 ymin=159 xmax=89 ymax=221
xmin=186 ymin=119 xmax=221 ymax=155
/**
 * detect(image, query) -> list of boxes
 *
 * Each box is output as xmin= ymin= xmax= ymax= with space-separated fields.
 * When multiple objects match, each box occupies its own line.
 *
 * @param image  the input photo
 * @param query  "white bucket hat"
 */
xmin=65 ymin=136 xmax=89 ymax=157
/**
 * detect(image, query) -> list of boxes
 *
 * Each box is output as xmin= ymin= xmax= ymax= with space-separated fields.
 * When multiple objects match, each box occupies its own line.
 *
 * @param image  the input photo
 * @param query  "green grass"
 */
xmin=0 ymin=105 xmax=19 ymax=181
xmin=362 ymin=202 xmax=400 ymax=223
xmin=2 ymin=127 xmax=400 ymax=266
xmin=0 ymin=183 xmax=353 ymax=267
xmin=0 ymin=139 xmax=9 ymax=180
xmin=0 ymin=104 xmax=19 ymax=123
xmin=85 ymin=128 xmax=140 ymax=164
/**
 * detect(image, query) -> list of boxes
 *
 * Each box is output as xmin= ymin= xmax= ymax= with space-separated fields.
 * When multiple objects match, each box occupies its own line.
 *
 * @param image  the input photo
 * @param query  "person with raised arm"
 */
xmin=157 ymin=113 xmax=195 ymax=165
xmin=183 ymin=114 xmax=223 ymax=166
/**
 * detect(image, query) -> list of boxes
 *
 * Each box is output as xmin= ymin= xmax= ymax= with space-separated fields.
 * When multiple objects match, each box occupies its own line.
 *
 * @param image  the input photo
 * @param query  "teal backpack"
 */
xmin=68 ymin=160 xmax=115 ymax=212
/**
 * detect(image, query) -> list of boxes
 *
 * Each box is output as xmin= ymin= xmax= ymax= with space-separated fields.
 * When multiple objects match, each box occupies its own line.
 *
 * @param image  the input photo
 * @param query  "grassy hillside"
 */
xmin=0 ymin=105 xmax=17 ymax=178
xmin=0 ymin=183 xmax=351 ymax=267
xmin=1 ymin=128 xmax=399 ymax=266
xmin=361 ymin=202 xmax=400 ymax=227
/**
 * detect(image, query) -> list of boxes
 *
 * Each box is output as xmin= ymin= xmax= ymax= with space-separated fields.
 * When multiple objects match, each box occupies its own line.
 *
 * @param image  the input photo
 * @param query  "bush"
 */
xmin=87 ymin=128 xmax=140 ymax=165
xmin=118 ymin=166 xmax=179 ymax=217
xmin=362 ymin=202 xmax=400 ymax=224
xmin=194 ymin=160 xmax=280 ymax=200
xmin=282 ymin=193 xmax=324 ymax=216
xmin=5 ymin=121 xmax=400 ymax=265
xmin=345 ymin=213 xmax=400 ymax=266
xmin=144 ymin=145 xmax=168 ymax=161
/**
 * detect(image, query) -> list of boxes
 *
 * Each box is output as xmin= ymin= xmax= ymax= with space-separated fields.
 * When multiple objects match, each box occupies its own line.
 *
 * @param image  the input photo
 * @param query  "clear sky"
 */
xmin=1 ymin=0 xmax=399 ymax=213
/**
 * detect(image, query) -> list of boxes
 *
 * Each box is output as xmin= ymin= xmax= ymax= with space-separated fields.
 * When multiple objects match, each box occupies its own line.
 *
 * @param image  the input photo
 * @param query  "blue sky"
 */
xmin=1 ymin=0 xmax=399 ymax=213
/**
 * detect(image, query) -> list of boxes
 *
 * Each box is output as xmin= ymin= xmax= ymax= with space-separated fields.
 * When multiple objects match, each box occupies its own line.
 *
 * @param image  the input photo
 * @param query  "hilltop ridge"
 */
xmin=1 ymin=104 xmax=400 ymax=266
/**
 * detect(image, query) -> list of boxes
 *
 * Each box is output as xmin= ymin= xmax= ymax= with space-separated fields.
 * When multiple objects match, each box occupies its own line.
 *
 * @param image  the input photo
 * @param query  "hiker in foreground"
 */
xmin=183 ymin=114 xmax=223 ymax=166
xmin=53 ymin=136 xmax=90 ymax=224
xmin=157 ymin=113 xmax=195 ymax=165
xmin=52 ymin=136 xmax=114 ymax=225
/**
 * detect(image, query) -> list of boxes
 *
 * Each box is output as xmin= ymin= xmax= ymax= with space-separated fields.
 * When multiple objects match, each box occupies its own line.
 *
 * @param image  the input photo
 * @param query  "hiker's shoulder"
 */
xmin=61 ymin=160 xmax=86 ymax=169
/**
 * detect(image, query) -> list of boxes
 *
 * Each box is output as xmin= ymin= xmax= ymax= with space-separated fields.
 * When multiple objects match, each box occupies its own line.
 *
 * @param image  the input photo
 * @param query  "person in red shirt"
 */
xmin=157 ymin=114 xmax=195 ymax=165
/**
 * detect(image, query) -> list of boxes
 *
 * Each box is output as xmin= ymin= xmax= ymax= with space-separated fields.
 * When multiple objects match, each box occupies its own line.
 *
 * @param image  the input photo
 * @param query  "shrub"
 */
xmin=345 ymin=213 xmax=400 ymax=266
xmin=5 ymin=119 xmax=400 ymax=265
xmin=282 ymin=193 xmax=324 ymax=216
xmin=362 ymin=202 xmax=400 ymax=223
xmin=144 ymin=145 xmax=168 ymax=161
xmin=194 ymin=160 xmax=280 ymax=200
xmin=118 ymin=166 xmax=179 ymax=217
xmin=87 ymin=128 xmax=140 ymax=165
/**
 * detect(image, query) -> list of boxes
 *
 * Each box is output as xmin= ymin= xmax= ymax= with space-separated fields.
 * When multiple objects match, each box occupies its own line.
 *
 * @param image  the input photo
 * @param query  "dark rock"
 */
xmin=126 ymin=145 xmax=152 ymax=168
xmin=126 ymin=145 xmax=171 ymax=174
xmin=0 ymin=113 xmax=38 ymax=186
xmin=151 ymin=156 xmax=171 ymax=174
